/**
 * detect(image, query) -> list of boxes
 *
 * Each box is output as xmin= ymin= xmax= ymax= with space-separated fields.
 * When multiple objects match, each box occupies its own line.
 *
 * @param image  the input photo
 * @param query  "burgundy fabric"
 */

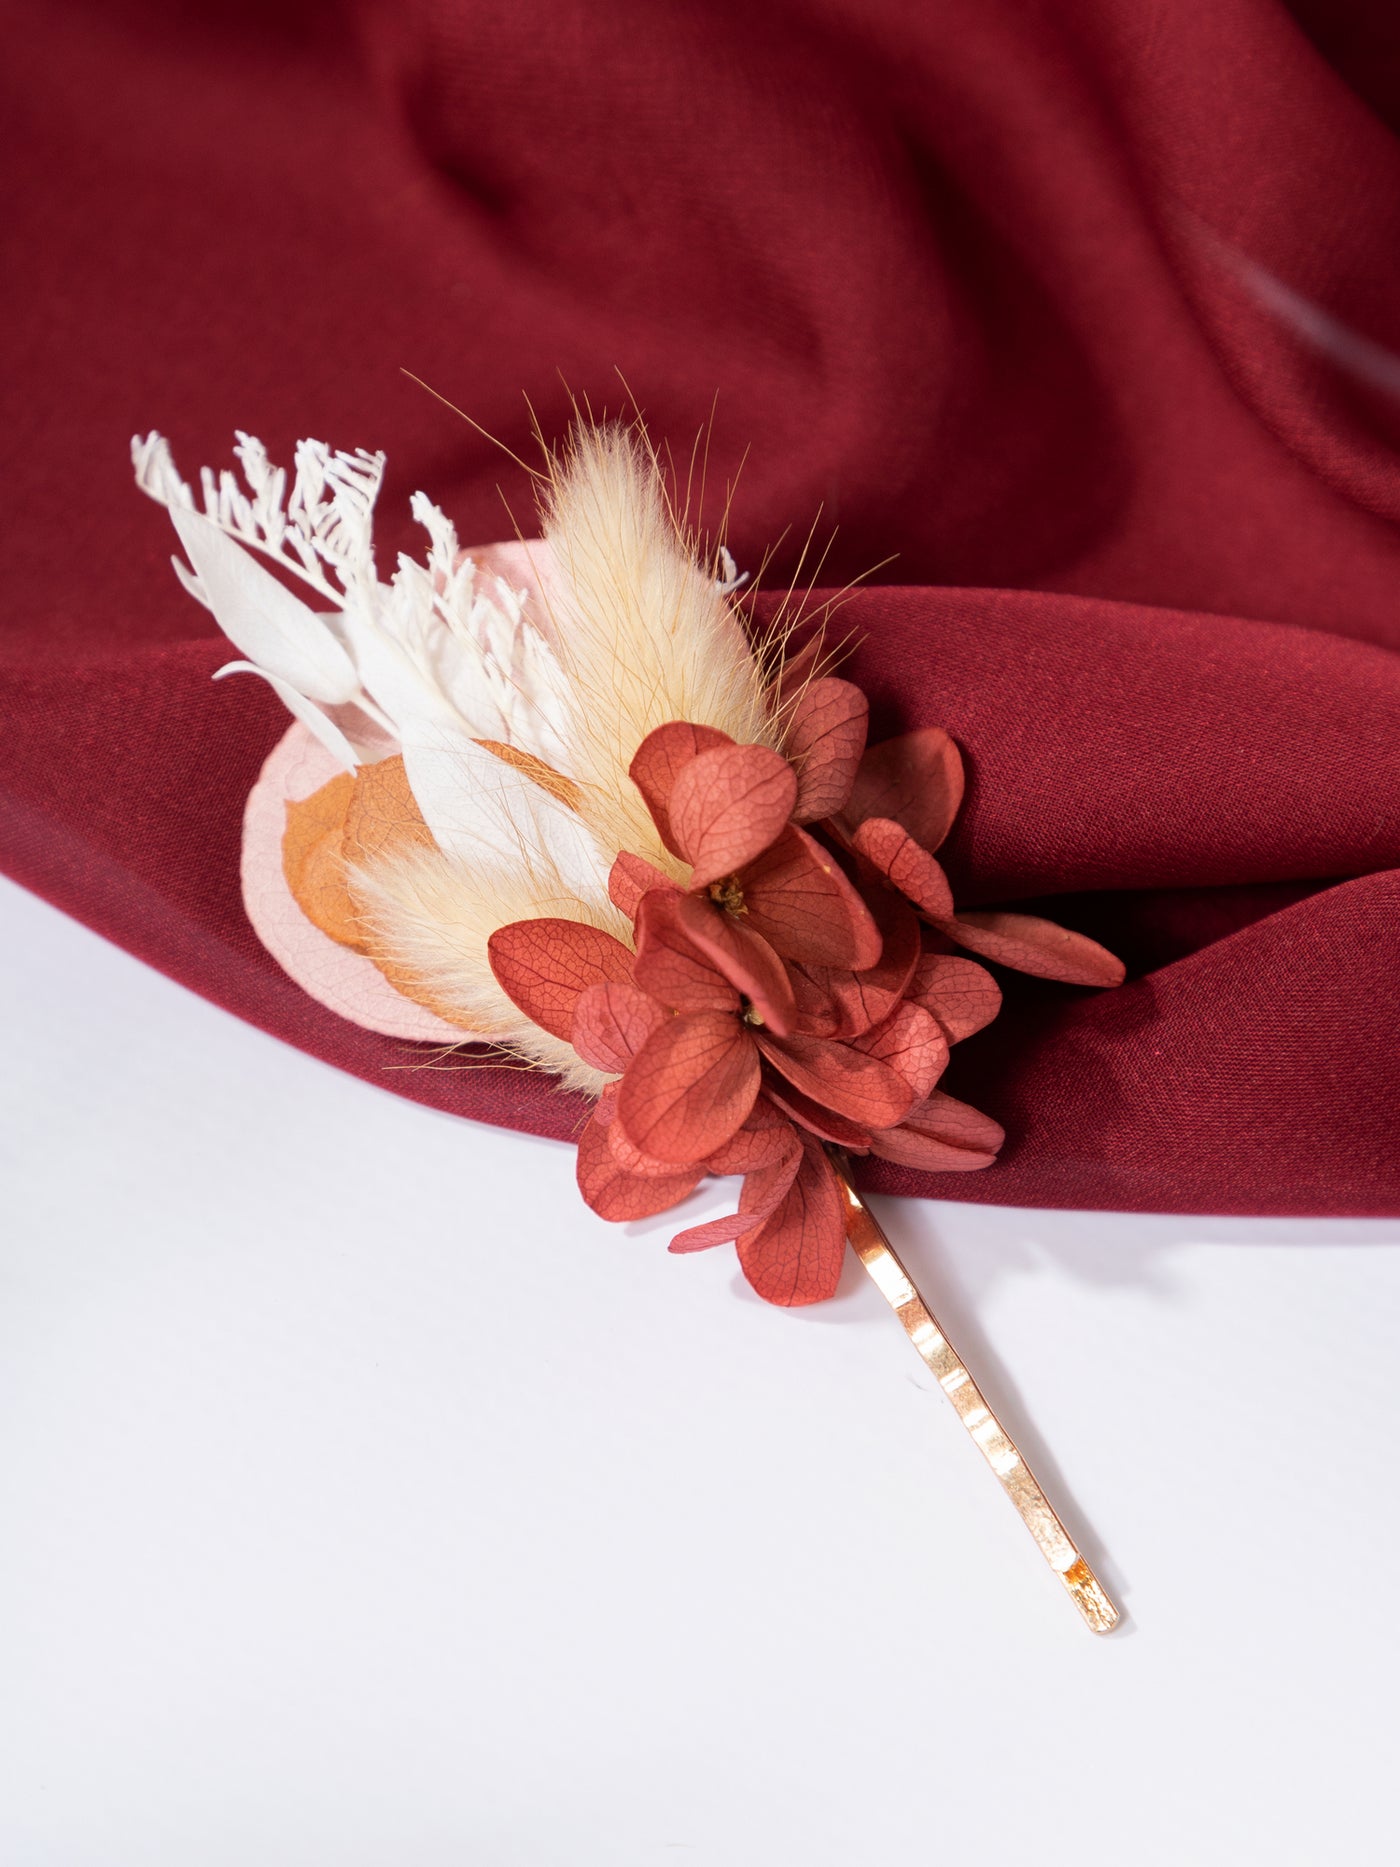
xmin=4 ymin=0 xmax=1400 ymax=1213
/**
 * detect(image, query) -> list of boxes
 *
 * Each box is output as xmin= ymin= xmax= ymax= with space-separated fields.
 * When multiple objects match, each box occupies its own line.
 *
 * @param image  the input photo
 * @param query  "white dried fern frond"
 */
xmin=135 ymin=414 xmax=785 ymax=1064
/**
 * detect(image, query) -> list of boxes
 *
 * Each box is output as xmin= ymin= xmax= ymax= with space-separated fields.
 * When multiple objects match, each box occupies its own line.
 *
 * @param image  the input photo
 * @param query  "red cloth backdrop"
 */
xmin=4 ymin=0 xmax=1400 ymax=1213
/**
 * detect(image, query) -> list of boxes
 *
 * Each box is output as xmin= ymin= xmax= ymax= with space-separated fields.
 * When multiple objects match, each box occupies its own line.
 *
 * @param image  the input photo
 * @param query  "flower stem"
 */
xmin=831 ymin=1155 xmax=1119 ymax=1634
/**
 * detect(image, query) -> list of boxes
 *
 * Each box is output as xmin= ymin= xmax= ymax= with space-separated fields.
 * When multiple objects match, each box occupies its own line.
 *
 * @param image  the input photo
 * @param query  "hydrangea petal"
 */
xmin=669 ymin=1135 xmax=803 ymax=1253
xmin=487 ymin=918 xmax=636 ymax=1042
xmin=801 ymin=886 xmax=920 ymax=1038
xmin=939 ymin=910 xmax=1126 ymax=986
xmin=785 ymin=677 xmax=869 ymax=822
xmin=616 ymin=1011 xmax=760 ymax=1164
xmin=755 ymin=1029 xmax=914 ymax=1129
xmin=632 ymin=889 xmax=742 ymax=1015
xmin=851 ymin=816 xmax=955 ymax=919
xmin=740 ymin=825 xmax=882 ymax=969
xmin=850 ymin=1001 xmax=948 ymax=1102
xmin=629 ymin=721 xmax=733 ymax=855
xmin=704 ymin=1098 xmax=803 ymax=1173
xmin=668 ymin=894 xmax=796 ymax=1034
xmin=572 ymin=981 xmax=666 ymax=1073
xmin=577 ymin=1103 xmax=703 ymax=1218
xmin=761 ymin=1077 xmax=874 ymax=1148
xmin=907 ymin=951 xmax=1002 ymax=1041
xmin=736 ymin=1137 xmax=847 ymax=1307
xmin=844 ymin=727 xmax=965 ymax=853
xmin=667 ymin=742 xmax=798 ymax=887
xmin=868 ymin=1090 xmax=1005 ymax=1171
xmin=608 ymin=850 xmax=672 ymax=919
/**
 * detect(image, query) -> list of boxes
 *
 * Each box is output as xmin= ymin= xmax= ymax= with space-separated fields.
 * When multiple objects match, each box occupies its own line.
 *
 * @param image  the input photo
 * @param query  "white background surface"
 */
xmin=3 ymin=871 xmax=1398 ymax=1866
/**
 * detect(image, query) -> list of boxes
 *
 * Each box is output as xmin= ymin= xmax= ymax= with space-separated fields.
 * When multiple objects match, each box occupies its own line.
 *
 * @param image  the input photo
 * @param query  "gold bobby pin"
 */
xmin=832 ymin=1157 xmax=1119 ymax=1634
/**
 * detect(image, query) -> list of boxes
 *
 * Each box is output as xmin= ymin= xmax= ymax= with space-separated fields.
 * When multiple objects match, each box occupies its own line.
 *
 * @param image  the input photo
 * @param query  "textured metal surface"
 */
xmin=835 ymin=1160 xmax=1119 ymax=1634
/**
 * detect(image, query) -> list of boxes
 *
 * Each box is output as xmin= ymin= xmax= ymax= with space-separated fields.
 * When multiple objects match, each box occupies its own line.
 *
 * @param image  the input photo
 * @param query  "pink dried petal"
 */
xmin=632 ymin=889 xmax=741 ymax=1015
xmin=629 ymin=722 xmax=733 ymax=855
xmin=761 ymin=1077 xmax=873 ymax=1148
xmin=577 ymin=1105 xmax=703 ymax=1218
xmin=788 ymin=966 xmax=845 ymax=1038
xmin=608 ymin=1113 xmax=704 ymax=1180
xmin=785 ymin=677 xmax=869 ymax=822
xmin=704 ymin=1098 xmax=802 ymax=1173
xmin=851 ymin=817 xmax=955 ymax=919
xmin=608 ymin=851 xmax=672 ymax=919
xmin=756 ymin=1029 xmax=914 ymax=1130
xmin=801 ymin=887 xmax=921 ymax=1039
xmin=740 ymin=825 xmax=882 ymax=970
xmin=938 ymin=910 xmax=1126 ymax=987
xmin=488 ymin=918 xmax=635 ymax=1042
xmin=850 ymin=1001 xmax=948 ymax=1102
xmin=906 ymin=951 xmax=1002 ymax=1041
xmin=737 ymin=1137 xmax=847 ymax=1307
xmin=669 ymin=1135 xmax=803 ymax=1254
xmin=615 ymin=1010 xmax=760 ymax=1164
xmin=667 ymin=893 xmax=796 ymax=1035
xmin=668 ymin=1210 xmax=769 ymax=1253
xmin=868 ymin=1090 xmax=1005 ymax=1172
xmin=844 ymin=727 xmax=965 ymax=852
xmin=571 ymin=981 xmax=666 ymax=1073
xmin=667 ymin=742 xmax=798 ymax=887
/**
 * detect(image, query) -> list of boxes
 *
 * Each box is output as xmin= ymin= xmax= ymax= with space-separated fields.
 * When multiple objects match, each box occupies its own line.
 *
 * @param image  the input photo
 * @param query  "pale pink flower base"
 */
xmin=241 ymin=723 xmax=466 ymax=1044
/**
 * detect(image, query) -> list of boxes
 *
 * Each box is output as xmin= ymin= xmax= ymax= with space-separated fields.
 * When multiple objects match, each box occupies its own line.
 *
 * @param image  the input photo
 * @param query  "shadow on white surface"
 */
xmin=3 ymin=876 xmax=1399 ymax=1867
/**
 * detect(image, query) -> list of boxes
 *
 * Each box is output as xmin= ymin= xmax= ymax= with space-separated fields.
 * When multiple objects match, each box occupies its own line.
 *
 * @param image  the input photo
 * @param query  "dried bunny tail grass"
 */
xmin=537 ymin=422 xmax=781 ymax=870
xmin=348 ymin=843 xmax=624 ymax=1098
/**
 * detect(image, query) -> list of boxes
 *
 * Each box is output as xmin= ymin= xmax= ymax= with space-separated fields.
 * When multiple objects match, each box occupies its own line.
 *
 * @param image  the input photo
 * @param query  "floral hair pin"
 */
xmin=133 ymin=421 xmax=1126 ymax=1631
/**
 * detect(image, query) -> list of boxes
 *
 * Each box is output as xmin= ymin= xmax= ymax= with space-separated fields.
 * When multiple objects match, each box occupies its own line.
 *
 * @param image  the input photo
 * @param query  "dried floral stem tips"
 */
xmin=832 ymin=1157 xmax=1120 ymax=1635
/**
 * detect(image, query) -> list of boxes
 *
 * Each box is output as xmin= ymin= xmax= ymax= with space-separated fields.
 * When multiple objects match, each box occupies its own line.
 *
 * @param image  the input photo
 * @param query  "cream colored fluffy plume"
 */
xmin=537 ymin=424 xmax=781 ymax=874
xmin=347 ymin=422 xmax=782 ymax=1083
xmin=350 ymin=843 xmax=622 ymax=1096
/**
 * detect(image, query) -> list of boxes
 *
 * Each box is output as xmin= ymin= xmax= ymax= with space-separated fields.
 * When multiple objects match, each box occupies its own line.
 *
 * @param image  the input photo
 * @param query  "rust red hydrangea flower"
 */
xmin=488 ymin=676 xmax=1124 ymax=1308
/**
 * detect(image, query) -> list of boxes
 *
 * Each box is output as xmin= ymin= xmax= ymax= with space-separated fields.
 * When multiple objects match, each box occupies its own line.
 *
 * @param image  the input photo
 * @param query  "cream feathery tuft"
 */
xmin=133 ymin=418 xmax=784 ymax=1070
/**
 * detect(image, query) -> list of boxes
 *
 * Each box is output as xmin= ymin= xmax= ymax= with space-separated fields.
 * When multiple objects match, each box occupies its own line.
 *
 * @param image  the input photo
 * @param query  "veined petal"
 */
xmin=213 ymin=662 xmax=360 ymax=771
xmin=704 ymin=1098 xmax=803 ymax=1174
xmin=784 ymin=677 xmax=868 ymax=822
xmin=867 ymin=1091 xmax=1005 ymax=1172
xmin=577 ymin=1102 xmax=702 ymax=1219
xmin=800 ymin=886 xmax=920 ymax=1038
xmin=572 ymin=981 xmax=666 ymax=1073
xmin=761 ymin=1077 xmax=873 ymax=1148
xmin=616 ymin=1011 xmax=760 ymax=1164
xmin=667 ymin=894 xmax=796 ymax=1035
xmin=740 ymin=826 xmax=882 ymax=970
xmin=844 ymin=727 xmax=964 ymax=853
xmin=633 ymin=889 xmax=742 ymax=1015
xmin=608 ymin=851 xmax=672 ymax=920
xmin=850 ymin=1001 xmax=948 ymax=1102
xmin=906 ymin=951 xmax=1002 ymax=1041
xmin=629 ymin=721 xmax=733 ymax=856
xmin=487 ymin=918 xmax=636 ymax=1042
xmin=851 ymin=817 xmax=955 ymax=920
xmin=665 ymin=1125 xmax=805 ymax=1252
xmin=736 ymin=1136 xmax=847 ymax=1307
xmin=939 ymin=910 xmax=1126 ymax=987
xmin=755 ymin=1029 xmax=914 ymax=1129
xmin=172 ymin=506 xmax=361 ymax=706
xmin=667 ymin=742 xmax=798 ymax=887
